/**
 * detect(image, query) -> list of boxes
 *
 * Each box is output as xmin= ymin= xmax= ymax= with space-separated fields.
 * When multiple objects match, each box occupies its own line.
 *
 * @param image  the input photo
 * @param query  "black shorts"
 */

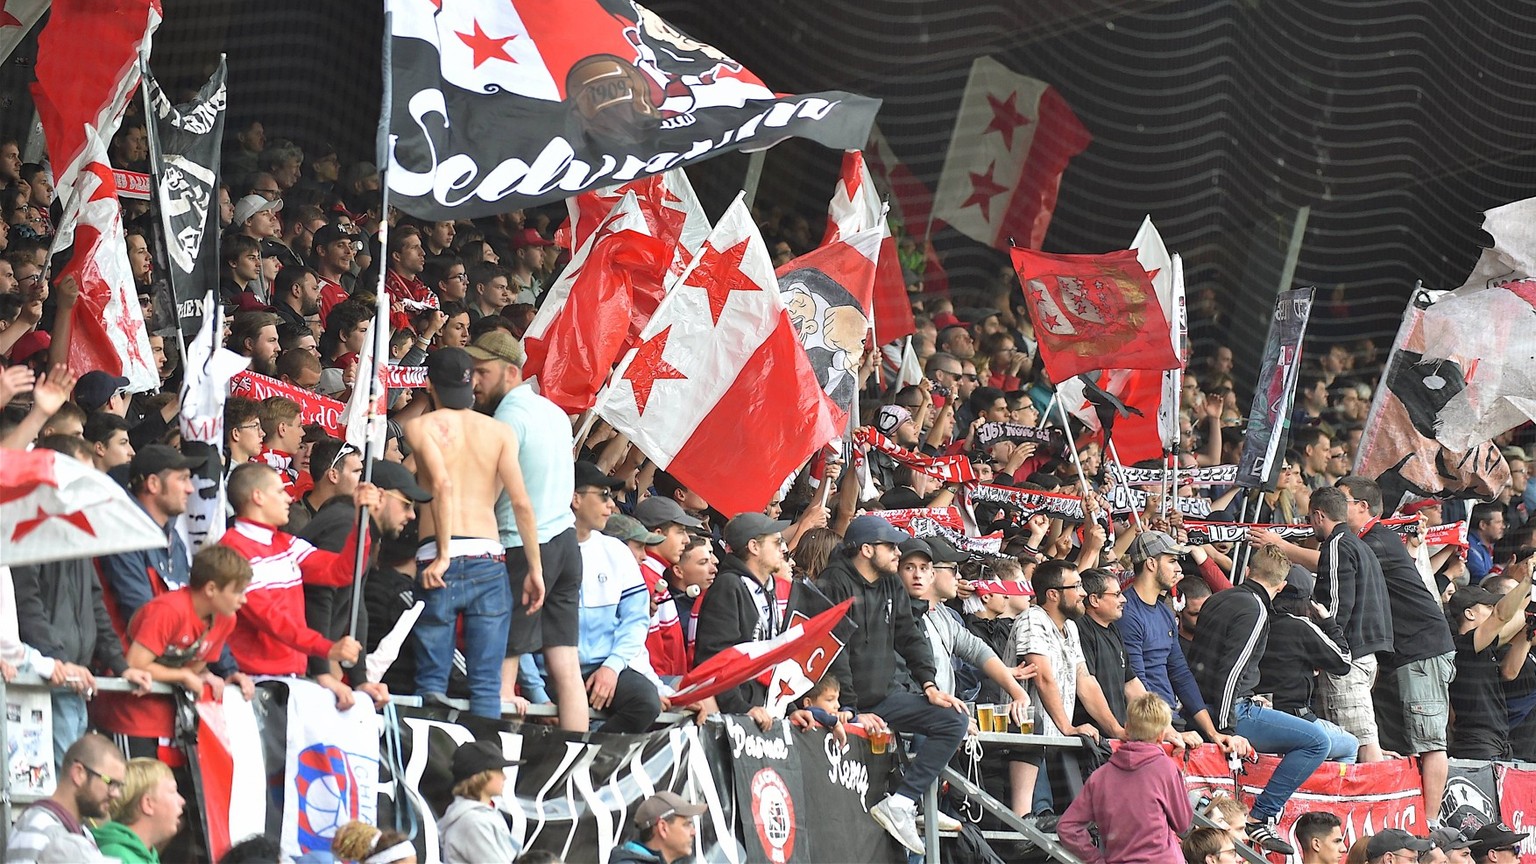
xmin=506 ymin=526 xmax=581 ymax=654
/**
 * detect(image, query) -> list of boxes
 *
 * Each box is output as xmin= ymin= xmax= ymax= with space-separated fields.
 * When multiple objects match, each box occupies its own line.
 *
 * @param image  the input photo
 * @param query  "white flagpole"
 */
xmin=1106 ymin=440 xmax=1144 ymax=532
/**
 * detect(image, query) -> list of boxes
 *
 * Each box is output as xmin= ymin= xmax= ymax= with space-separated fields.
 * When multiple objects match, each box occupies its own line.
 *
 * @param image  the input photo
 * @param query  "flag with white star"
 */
xmin=931 ymin=55 xmax=1091 ymax=250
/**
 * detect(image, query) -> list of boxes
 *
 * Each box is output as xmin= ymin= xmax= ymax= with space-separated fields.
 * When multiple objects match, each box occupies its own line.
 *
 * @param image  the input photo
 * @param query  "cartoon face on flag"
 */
xmin=780 ymin=267 xmax=868 ymax=414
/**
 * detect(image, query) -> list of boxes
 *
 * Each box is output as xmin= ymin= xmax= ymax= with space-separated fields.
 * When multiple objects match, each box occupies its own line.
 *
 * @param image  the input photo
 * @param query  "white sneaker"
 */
xmin=871 ymin=795 xmax=925 ymax=854
xmin=916 ymin=811 xmax=963 ymax=833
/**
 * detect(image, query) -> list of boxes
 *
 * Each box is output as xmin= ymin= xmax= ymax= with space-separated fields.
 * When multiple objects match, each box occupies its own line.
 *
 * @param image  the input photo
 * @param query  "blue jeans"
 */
xmin=414 ymin=556 xmax=512 ymax=719
xmin=866 ymin=692 xmax=969 ymax=801
xmin=1234 ymin=700 xmax=1330 ymax=821
xmin=1314 ymin=717 xmax=1358 ymax=764
xmin=51 ymin=690 xmax=87 ymax=771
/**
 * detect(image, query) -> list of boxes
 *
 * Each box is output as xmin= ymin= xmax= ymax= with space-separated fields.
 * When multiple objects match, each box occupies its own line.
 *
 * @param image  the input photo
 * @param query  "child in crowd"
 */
xmin=792 ymin=675 xmax=846 ymax=746
xmin=331 ymin=821 xmax=417 ymax=864
xmin=439 ymin=740 xmax=522 ymax=864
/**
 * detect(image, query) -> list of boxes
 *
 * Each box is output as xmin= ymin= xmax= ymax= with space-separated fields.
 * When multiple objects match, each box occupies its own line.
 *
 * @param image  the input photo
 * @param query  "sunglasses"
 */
xmin=325 ymin=444 xmax=357 ymax=474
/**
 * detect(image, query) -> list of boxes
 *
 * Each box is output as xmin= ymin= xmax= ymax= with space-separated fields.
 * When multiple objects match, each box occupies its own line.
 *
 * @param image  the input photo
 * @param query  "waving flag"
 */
xmin=1420 ymin=280 xmax=1536 ymax=451
xmin=33 ymin=0 xmax=160 ymax=391
xmin=672 ymin=599 xmax=852 ymax=708
xmin=566 ymin=168 xmax=711 ymax=281
xmin=524 ymin=192 xmax=671 ymax=413
xmin=595 ymin=195 xmax=839 ymax=516
xmin=342 ymin=290 xmax=390 ymax=455
xmin=386 ymin=0 xmax=880 ymax=218
xmin=1057 ymin=369 xmax=1165 ymax=464
xmin=1011 ymin=247 xmax=1179 ymax=380
xmin=776 ymin=225 xmax=881 ymax=421
xmin=0 ymin=450 xmax=166 ymax=567
xmin=1235 ymin=288 xmax=1315 ymax=490
xmin=178 ymin=291 xmax=249 ymax=552
xmin=823 ymin=150 xmax=914 ymax=345
xmin=0 ymin=0 xmax=47 ymax=65
xmin=932 ymin=56 xmax=1090 ymax=250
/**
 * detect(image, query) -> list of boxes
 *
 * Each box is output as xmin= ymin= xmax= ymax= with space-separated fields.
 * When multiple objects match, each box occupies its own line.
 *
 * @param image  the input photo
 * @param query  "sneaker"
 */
xmin=1246 ymin=819 xmax=1295 ymax=856
xmin=1026 ymin=810 xmax=1059 ymax=834
xmin=871 ymin=795 xmax=925 ymax=854
xmin=915 ymin=811 xmax=963 ymax=833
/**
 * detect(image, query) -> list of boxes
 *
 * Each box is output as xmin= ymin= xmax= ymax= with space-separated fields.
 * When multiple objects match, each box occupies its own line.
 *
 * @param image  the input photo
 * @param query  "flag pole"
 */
xmin=347 ymin=12 xmax=393 ymax=648
xmin=1036 ymin=391 xmax=1057 ymax=430
xmin=1055 ymin=392 xmax=1094 ymax=501
xmin=1105 ymin=440 xmax=1144 ymax=532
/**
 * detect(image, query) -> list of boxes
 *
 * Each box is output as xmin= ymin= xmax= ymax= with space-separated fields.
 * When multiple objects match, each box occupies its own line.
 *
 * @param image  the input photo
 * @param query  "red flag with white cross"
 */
xmin=932 ymin=56 xmax=1090 ymax=251
xmin=596 ymin=195 xmax=840 ymax=516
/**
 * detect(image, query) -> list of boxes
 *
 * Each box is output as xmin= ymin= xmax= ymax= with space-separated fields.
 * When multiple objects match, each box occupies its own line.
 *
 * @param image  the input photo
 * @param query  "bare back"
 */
xmin=405 ymin=408 xmax=520 ymax=542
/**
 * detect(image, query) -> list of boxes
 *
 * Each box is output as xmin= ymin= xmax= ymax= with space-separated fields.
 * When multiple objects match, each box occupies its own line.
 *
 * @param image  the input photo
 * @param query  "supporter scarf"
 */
xmin=906 ymin=517 xmax=1004 ymax=555
xmin=230 ymin=371 xmax=344 ymax=436
xmin=965 ymin=482 xmax=1086 ymax=523
xmin=855 ymin=427 xmax=977 ymax=484
xmin=1114 ymin=464 xmax=1239 ymax=487
xmin=1379 ymin=516 xmax=1469 ymax=550
xmin=1182 ymin=521 xmax=1314 ymax=545
xmin=1105 ymin=483 xmax=1212 ymax=517
xmin=974 ymin=421 xmax=1065 ymax=452
xmin=868 ymin=507 xmax=965 ymax=534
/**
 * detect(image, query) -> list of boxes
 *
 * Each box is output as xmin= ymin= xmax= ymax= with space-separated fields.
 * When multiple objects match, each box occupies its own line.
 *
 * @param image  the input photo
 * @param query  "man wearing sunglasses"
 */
xmin=6 ymin=733 xmax=126 ymax=864
xmin=1469 ymin=824 xmax=1529 ymax=863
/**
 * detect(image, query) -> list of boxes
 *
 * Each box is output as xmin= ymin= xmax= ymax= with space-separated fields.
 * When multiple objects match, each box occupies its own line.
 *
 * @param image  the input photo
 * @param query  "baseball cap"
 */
xmin=632 ymin=791 xmax=707 ymax=830
xmin=129 ymin=444 xmax=202 ymax=483
xmin=74 ymin=370 xmax=130 ymax=412
xmin=343 ymin=161 xmax=378 ymax=189
xmin=844 ymin=515 xmax=910 ymax=547
xmin=1430 ymin=826 xmax=1475 ymax=851
xmin=464 ymin=330 xmax=524 ymax=366
xmin=604 ymin=513 xmax=664 ymax=545
xmin=1399 ymin=498 xmax=1442 ymax=516
xmin=510 ymin=227 xmax=554 ymax=250
xmin=8 ymin=330 xmax=49 ymax=364
xmin=369 ymin=459 xmax=432 ymax=502
xmin=724 ymin=512 xmax=790 ymax=553
xmin=925 ymin=536 xmax=967 ymax=564
xmin=875 ymin=404 xmax=913 ymax=436
xmin=233 ymin=193 xmax=282 ymax=226
xmin=1471 ymin=824 xmax=1528 ymax=854
xmin=1284 ymin=564 xmax=1316 ymax=599
xmin=449 ymin=740 xmax=521 ymax=784
xmin=1366 ymin=830 xmax=1433 ymax=859
xmin=574 ymin=460 xmax=624 ymax=491
xmin=425 ymin=347 xmax=475 ymax=410
xmin=633 ymin=496 xmax=704 ymax=530
xmin=311 ymin=223 xmax=350 ymax=251
xmin=1129 ymin=530 xmax=1191 ymax=564
xmin=1448 ymin=585 xmax=1500 ymax=618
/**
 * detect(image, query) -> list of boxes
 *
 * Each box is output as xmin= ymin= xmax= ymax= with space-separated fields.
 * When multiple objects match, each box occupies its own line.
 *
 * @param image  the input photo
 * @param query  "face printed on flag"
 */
xmin=777 ymin=226 xmax=880 ymax=419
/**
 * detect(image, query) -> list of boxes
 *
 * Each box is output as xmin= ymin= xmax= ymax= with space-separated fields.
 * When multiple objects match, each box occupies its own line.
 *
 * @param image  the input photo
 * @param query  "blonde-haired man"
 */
xmin=90 ymin=758 xmax=184 ymax=863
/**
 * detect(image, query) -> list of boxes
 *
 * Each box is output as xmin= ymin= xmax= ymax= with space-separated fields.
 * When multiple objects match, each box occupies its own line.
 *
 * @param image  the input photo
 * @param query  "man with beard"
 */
xmin=803 ymin=515 xmax=968 ymax=855
xmin=693 ymin=511 xmax=792 ymax=728
xmin=403 ymin=347 xmax=545 ymax=721
xmin=5 ymin=733 xmax=126 ymax=863
xmin=229 ymin=311 xmax=281 ymax=377
xmin=310 ymin=224 xmax=357 ymax=323
xmin=271 ymin=266 xmax=321 ymax=333
xmin=97 ymin=445 xmax=203 ymax=633
xmin=465 ymin=332 xmax=584 ymax=731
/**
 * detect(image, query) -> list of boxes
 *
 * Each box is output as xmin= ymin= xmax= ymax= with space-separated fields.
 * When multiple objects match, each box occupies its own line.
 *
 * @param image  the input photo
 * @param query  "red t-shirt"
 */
xmin=92 ymin=590 xmax=235 ymax=740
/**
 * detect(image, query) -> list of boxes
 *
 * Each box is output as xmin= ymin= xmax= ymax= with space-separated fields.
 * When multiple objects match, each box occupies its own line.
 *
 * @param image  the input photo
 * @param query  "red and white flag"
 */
xmin=864 ymin=125 xmax=950 ymax=297
xmin=0 ymin=0 xmax=48 ymax=65
xmin=823 ymin=150 xmax=915 ymax=345
xmin=671 ymin=598 xmax=852 ymax=708
xmin=342 ymin=290 xmax=390 ymax=454
xmin=759 ymin=609 xmax=846 ymax=716
xmin=566 ymin=168 xmax=711 ymax=282
xmin=596 ymin=196 xmax=840 ymax=516
xmin=1057 ymin=369 xmax=1166 ymax=464
xmin=526 ymin=192 xmax=671 ymax=414
xmin=932 ymin=56 xmax=1090 ymax=251
xmin=776 ymin=225 xmax=881 ymax=422
xmin=0 ymin=449 xmax=166 ymax=567
xmin=33 ymin=0 xmax=160 ymax=391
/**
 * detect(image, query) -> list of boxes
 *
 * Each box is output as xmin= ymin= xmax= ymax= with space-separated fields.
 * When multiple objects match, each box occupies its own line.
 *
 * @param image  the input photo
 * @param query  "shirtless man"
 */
xmin=402 ymin=347 xmax=544 ymax=720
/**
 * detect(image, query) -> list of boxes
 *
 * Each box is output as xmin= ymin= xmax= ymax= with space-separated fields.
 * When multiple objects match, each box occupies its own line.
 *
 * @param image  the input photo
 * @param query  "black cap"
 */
xmin=129 ymin=444 xmax=202 ymax=483
xmin=898 ymin=538 xmax=935 ymax=560
xmin=369 ymin=459 xmax=431 ymax=502
xmin=312 ymin=223 xmax=349 ymax=251
xmin=450 ymin=740 xmax=521 ymax=784
xmin=74 ymin=370 xmax=130 ymax=412
xmin=925 ymin=536 xmax=967 ymax=564
xmin=1366 ymin=830 xmax=1434 ymax=859
xmin=1471 ymin=824 xmax=1529 ymax=854
xmin=574 ymin=461 xmax=624 ymax=491
xmin=1448 ymin=585 xmax=1500 ymax=619
xmin=425 ymin=347 xmax=475 ymax=410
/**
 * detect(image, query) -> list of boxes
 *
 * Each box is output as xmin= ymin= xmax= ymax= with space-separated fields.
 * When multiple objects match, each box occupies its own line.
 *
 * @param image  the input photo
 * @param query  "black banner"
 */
xmin=385 ymin=1 xmax=880 ymax=218
xmin=1441 ymin=761 xmax=1500 ymax=838
xmin=1236 ymin=287 xmax=1315 ymax=491
xmin=975 ymin=421 xmax=1064 ymax=453
xmin=966 ymin=482 xmax=1086 ymax=522
xmin=144 ymin=58 xmax=227 ymax=337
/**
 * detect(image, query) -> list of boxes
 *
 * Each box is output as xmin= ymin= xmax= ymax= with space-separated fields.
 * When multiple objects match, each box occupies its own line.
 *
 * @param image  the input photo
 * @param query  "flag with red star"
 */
xmin=1010 ymin=246 xmax=1179 ymax=381
xmin=932 ymin=56 xmax=1090 ymax=250
xmin=387 ymin=0 xmax=879 ymax=218
xmin=596 ymin=195 xmax=840 ymax=516
xmin=33 ymin=0 xmax=160 ymax=391
xmin=523 ymin=191 xmax=672 ymax=413
xmin=0 ymin=449 xmax=167 ymax=567
xmin=565 ymin=168 xmax=711 ymax=282
xmin=0 ymin=0 xmax=47 ymax=66
xmin=670 ymin=598 xmax=852 ymax=709
xmin=822 ymin=150 xmax=915 ymax=345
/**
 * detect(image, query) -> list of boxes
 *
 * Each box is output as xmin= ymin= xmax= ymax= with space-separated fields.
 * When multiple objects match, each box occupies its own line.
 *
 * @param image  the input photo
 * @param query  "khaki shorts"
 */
xmin=1319 ymin=655 xmax=1379 ymax=747
xmin=1395 ymin=652 xmax=1456 ymax=754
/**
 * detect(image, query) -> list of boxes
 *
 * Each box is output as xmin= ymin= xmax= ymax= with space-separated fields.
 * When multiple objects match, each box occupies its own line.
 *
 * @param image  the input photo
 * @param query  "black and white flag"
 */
xmin=385 ymin=0 xmax=881 ymax=219
xmin=144 ymin=57 xmax=226 ymax=336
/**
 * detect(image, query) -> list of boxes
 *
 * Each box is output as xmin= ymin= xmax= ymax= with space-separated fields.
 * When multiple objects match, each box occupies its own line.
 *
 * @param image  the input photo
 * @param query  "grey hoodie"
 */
xmin=438 ymin=797 xmax=520 ymax=864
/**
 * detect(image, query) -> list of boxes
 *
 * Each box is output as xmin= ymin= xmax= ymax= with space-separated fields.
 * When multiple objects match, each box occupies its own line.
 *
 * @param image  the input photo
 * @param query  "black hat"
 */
xmin=574 ymin=460 xmax=624 ymax=491
xmin=129 ymin=444 xmax=202 ymax=483
xmin=1471 ymin=824 xmax=1529 ymax=855
xmin=450 ymin=740 xmax=521 ymax=784
xmin=924 ymin=536 xmax=967 ymax=564
xmin=74 ymin=370 xmax=129 ymax=412
xmin=369 ymin=459 xmax=431 ymax=502
xmin=311 ymin=223 xmax=349 ymax=252
xmin=1448 ymin=585 xmax=1500 ymax=620
xmin=425 ymin=347 xmax=475 ymax=410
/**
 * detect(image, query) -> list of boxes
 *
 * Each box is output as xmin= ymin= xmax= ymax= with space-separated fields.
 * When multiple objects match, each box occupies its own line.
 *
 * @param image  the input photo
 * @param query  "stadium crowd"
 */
xmin=0 ymin=102 xmax=1534 ymax=864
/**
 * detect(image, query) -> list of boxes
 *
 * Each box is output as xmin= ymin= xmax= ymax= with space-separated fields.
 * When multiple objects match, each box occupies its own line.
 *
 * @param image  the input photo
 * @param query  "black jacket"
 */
xmin=1188 ymin=580 xmax=1272 ymax=733
xmin=299 ymin=496 xmax=371 ymax=684
xmin=1315 ymin=523 xmax=1393 ymax=656
xmin=1257 ymin=595 xmax=1352 ymax=715
xmin=693 ymin=556 xmax=778 ymax=714
xmin=964 ymin=613 xmax=1016 ymax=704
xmin=12 ymin=557 xmax=128 ymax=674
xmin=796 ymin=555 xmax=936 ymax=712
xmin=1360 ymin=523 xmax=1453 ymax=667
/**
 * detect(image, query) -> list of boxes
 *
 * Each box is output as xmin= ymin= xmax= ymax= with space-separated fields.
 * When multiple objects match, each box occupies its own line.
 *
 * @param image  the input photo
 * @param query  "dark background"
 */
xmin=8 ymin=1 xmax=1535 ymax=384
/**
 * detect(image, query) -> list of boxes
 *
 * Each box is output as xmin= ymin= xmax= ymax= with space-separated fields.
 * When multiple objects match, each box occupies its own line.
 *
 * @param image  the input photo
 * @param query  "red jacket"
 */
xmin=219 ymin=518 xmax=368 ymax=675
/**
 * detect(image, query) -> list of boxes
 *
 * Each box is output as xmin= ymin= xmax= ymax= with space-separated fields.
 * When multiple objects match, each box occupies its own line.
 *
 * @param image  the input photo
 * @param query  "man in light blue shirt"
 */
xmin=467 ymin=330 xmax=588 ymax=732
